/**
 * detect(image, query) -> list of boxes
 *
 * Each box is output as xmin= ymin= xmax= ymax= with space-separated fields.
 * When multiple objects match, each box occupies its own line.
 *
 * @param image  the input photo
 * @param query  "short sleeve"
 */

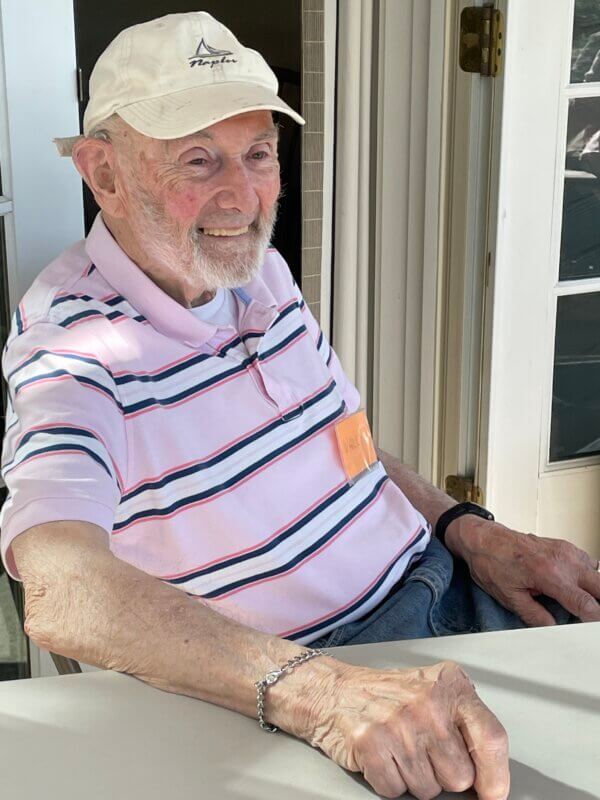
xmin=0 ymin=322 xmax=127 ymax=580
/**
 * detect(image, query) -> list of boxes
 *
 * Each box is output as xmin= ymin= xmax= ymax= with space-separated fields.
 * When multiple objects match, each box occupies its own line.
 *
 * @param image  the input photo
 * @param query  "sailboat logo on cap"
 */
xmin=189 ymin=38 xmax=237 ymax=68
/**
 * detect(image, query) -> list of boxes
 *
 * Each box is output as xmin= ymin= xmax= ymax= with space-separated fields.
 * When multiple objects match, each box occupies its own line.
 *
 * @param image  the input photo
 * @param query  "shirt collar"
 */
xmin=85 ymin=213 xmax=278 ymax=348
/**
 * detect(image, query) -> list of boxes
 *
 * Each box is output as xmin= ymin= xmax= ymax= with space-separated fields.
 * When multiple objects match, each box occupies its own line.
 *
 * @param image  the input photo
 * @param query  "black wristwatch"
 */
xmin=435 ymin=501 xmax=495 ymax=548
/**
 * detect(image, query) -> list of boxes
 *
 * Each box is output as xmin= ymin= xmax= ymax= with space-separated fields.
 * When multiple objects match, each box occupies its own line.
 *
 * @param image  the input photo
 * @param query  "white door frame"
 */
xmin=437 ymin=0 xmax=500 ymax=493
xmin=481 ymin=0 xmax=565 ymax=528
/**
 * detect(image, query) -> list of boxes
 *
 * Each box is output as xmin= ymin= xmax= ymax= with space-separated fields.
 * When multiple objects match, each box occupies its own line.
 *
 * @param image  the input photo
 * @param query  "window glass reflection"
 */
xmin=560 ymin=97 xmax=600 ymax=280
xmin=550 ymin=292 xmax=600 ymax=461
xmin=571 ymin=0 xmax=600 ymax=83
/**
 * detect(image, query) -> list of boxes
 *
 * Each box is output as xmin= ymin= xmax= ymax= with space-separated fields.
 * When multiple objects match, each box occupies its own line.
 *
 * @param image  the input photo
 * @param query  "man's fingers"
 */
xmin=578 ymin=568 xmax=600 ymax=602
xmin=392 ymin=750 xmax=442 ymax=800
xmin=428 ymin=730 xmax=476 ymax=793
xmin=510 ymin=591 xmax=556 ymax=627
xmin=554 ymin=584 xmax=600 ymax=622
xmin=362 ymin=752 xmax=408 ymax=799
xmin=457 ymin=697 xmax=510 ymax=800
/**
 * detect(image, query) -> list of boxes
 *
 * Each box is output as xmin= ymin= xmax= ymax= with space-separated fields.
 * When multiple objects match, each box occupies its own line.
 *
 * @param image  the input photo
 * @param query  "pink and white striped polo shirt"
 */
xmin=0 ymin=214 xmax=430 ymax=644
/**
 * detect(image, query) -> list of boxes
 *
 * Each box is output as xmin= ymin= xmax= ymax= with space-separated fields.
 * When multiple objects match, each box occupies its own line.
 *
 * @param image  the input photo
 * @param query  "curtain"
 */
xmin=332 ymin=0 xmax=376 ymax=414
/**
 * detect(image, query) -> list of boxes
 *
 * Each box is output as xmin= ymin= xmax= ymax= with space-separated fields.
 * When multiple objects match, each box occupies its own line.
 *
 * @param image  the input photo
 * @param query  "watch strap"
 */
xmin=435 ymin=501 xmax=494 ymax=548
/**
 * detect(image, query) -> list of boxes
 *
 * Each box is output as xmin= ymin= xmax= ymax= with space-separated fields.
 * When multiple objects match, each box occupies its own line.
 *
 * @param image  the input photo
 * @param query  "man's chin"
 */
xmin=191 ymin=249 xmax=266 ymax=291
xmin=186 ymin=215 xmax=274 ymax=290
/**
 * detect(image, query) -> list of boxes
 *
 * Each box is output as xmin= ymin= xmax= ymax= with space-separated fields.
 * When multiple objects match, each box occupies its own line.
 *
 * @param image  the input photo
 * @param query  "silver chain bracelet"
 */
xmin=254 ymin=649 xmax=325 ymax=733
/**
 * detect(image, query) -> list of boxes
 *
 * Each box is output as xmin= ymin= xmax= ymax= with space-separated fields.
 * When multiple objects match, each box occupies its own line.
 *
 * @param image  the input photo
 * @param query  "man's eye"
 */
xmin=251 ymin=150 xmax=269 ymax=160
xmin=188 ymin=158 xmax=208 ymax=166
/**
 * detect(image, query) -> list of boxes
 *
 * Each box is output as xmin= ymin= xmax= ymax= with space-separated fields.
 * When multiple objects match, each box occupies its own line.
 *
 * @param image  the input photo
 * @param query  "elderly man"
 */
xmin=1 ymin=11 xmax=599 ymax=800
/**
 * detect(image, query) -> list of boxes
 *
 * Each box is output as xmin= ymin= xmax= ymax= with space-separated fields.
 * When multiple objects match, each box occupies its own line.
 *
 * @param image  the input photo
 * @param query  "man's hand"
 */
xmin=300 ymin=660 xmax=509 ymax=800
xmin=446 ymin=517 xmax=600 ymax=626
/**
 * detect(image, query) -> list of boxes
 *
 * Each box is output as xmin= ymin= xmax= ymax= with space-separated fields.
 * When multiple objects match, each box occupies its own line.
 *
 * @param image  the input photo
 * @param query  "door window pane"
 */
xmin=550 ymin=291 xmax=600 ymax=461
xmin=560 ymin=97 xmax=600 ymax=280
xmin=571 ymin=0 xmax=600 ymax=83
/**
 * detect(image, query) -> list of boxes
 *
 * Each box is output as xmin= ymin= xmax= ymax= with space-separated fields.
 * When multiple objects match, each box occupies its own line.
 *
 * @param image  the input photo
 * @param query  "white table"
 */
xmin=0 ymin=622 xmax=598 ymax=799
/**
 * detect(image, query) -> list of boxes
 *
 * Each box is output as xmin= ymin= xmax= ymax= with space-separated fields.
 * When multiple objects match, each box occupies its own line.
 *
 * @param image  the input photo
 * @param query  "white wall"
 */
xmin=0 ymin=0 xmax=84 ymax=307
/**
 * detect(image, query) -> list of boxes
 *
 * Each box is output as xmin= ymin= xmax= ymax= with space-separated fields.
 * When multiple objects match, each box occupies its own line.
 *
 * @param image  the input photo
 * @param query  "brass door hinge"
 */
xmin=445 ymin=475 xmax=484 ymax=504
xmin=460 ymin=4 xmax=504 ymax=77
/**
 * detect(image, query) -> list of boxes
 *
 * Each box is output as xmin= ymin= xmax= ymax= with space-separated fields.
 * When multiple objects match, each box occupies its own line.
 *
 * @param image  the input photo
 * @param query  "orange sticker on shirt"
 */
xmin=334 ymin=409 xmax=378 ymax=483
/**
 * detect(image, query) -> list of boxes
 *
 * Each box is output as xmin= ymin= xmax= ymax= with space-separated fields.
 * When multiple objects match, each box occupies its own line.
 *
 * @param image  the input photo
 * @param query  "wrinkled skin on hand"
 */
xmin=303 ymin=660 xmax=509 ymax=800
xmin=450 ymin=519 xmax=600 ymax=627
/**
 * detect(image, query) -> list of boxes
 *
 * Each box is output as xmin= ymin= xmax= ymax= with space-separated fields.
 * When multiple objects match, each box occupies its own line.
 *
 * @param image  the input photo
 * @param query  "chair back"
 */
xmin=50 ymin=652 xmax=82 ymax=675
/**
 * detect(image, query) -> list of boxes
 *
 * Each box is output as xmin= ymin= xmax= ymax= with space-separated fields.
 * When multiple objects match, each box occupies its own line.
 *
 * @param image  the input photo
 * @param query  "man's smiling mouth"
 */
xmin=200 ymin=226 xmax=250 ymax=237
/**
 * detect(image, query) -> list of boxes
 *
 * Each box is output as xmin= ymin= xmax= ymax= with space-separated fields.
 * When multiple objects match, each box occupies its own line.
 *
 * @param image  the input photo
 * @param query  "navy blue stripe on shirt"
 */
xmin=51 ymin=293 xmax=128 ymax=308
xmin=115 ymin=350 xmax=214 ymax=387
xmin=2 ymin=442 xmax=114 ymax=479
xmin=286 ymin=526 xmax=429 ymax=641
xmin=113 ymin=396 xmax=346 ymax=531
xmin=13 ymin=368 xmax=121 ymax=408
xmin=120 ymin=323 xmax=307 ymax=415
xmin=167 ymin=477 xmax=353 ymax=585
xmin=259 ymin=325 xmax=306 ymax=361
xmin=7 ymin=349 xmax=115 ymax=384
xmin=120 ymin=358 xmax=250 ymax=415
xmin=201 ymin=475 xmax=390 ymax=598
xmin=10 ymin=425 xmax=105 ymax=459
xmin=58 ymin=308 xmax=146 ymax=327
xmin=120 ymin=380 xmax=338 ymax=504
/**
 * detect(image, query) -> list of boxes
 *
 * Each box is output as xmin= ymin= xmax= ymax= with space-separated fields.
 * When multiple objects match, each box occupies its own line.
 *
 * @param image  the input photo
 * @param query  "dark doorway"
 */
xmin=73 ymin=1 xmax=302 ymax=284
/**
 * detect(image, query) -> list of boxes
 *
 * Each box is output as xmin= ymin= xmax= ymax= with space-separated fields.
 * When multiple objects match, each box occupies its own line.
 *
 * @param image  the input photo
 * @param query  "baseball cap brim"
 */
xmin=117 ymin=81 xmax=305 ymax=139
xmin=54 ymin=81 xmax=304 ymax=155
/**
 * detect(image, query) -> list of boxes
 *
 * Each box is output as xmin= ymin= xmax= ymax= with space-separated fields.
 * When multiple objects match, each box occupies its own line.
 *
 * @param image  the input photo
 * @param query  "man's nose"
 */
xmin=214 ymin=161 xmax=259 ymax=216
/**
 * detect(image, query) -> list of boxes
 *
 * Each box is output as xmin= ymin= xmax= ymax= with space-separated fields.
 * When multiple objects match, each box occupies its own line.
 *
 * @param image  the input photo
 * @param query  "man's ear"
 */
xmin=72 ymin=138 xmax=124 ymax=218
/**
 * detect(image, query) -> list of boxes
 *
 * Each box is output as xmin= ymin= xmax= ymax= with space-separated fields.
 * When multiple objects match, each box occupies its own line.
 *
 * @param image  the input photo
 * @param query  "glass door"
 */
xmin=551 ymin=2 xmax=600 ymax=462
xmin=481 ymin=0 xmax=600 ymax=559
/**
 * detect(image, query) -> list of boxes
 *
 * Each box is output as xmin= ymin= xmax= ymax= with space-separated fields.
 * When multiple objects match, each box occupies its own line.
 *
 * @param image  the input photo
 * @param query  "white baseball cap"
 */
xmin=54 ymin=11 xmax=304 ymax=155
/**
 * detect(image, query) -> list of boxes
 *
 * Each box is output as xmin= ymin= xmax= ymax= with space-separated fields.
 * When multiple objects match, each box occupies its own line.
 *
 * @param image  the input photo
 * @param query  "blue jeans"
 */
xmin=310 ymin=536 xmax=577 ymax=648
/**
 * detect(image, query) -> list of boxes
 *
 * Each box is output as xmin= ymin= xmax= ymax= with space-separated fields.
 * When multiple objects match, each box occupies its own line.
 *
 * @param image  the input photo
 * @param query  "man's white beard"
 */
xmin=190 ymin=207 xmax=277 ymax=292
xmin=131 ymin=185 xmax=278 ymax=293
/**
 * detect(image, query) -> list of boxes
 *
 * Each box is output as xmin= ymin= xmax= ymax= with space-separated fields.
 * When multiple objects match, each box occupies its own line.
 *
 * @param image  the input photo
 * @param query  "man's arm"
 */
xmin=12 ymin=520 xmax=509 ymax=800
xmin=12 ymin=520 xmax=340 ymax=729
xmin=376 ymin=448 xmax=455 ymax=527
xmin=376 ymin=447 xmax=468 ymax=557
xmin=376 ymin=447 xmax=600 ymax=625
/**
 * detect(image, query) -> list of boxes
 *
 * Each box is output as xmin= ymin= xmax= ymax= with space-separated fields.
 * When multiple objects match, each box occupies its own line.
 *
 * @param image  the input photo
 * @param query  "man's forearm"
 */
xmin=376 ymin=448 xmax=477 ymax=558
xmin=376 ymin=447 xmax=456 ymax=529
xmin=13 ymin=521 xmax=343 ymax=736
